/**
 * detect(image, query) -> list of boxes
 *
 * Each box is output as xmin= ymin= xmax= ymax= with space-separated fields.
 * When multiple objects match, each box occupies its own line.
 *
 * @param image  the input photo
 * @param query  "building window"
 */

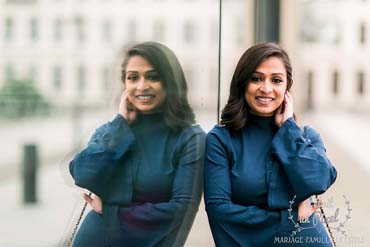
xmin=306 ymin=71 xmax=314 ymax=111
xmin=153 ymin=20 xmax=165 ymax=41
xmin=4 ymin=18 xmax=14 ymax=41
xmin=77 ymin=66 xmax=86 ymax=94
xmin=209 ymin=67 xmax=218 ymax=89
xmin=359 ymin=22 xmax=366 ymax=45
xmin=53 ymin=18 xmax=63 ymax=41
xmin=210 ymin=20 xmax=218 ymax=44
xmin=184 ymin=22 xmax=195 ymax=44
xmin=236 ymin=18 xmax=244 ymax=45
xmin=332 ymin=70 xmax=339 ymax=95
xmin=6 ymin=0 xmax=37 ymax=3
xmin=4 ymin=63 xmax=15 ymax=82
xmin=357 ymin=71 xmax=365 ymax=95
xmin=102 ymin=67 xmax=110 ymax=91
xmin=74 ymin=17 xmax=85 ymax=42
xmin=127 ymin=20 xmax=137 ymax=42
xmin=53 ymin=66 xmax=62 ymax=90
xmin=28 ymin=65 xmax=36 ymax=83
xmin=102 ymin=20 xmax=112 ymax=42
xmin=30 ymin=17 xmax=39 ymax=41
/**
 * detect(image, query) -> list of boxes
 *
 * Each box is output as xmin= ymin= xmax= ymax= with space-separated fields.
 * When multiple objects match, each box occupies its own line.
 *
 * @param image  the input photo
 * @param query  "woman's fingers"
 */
xmin=286 ymin=91 xmax=293 ymax=103
xmin=82 ymin=193 xmax=103 ymax=214
xmin=82 ymin=193 xmax=93 ymax=204
xmin=118 ymin=89 xmax=137 ymax=124
xmin=298 ymin=198 xmax=324 ymax=222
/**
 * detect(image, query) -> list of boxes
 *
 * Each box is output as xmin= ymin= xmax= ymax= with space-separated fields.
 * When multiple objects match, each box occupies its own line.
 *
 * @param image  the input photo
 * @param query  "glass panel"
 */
xmin=0 ymin=0 xmax=220 ymax=246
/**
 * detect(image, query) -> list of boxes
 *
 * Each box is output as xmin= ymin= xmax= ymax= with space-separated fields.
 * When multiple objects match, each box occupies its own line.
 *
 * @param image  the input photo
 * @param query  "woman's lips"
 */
xmin=255 ymin=96 xmax=274 ymax=105
xmin=135 ymin=94 xmax=156 ymax=103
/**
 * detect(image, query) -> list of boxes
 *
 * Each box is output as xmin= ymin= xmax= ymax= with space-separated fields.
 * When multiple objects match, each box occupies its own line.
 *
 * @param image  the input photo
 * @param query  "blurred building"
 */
xmin=3 ymin=0 xmax=367 ymax=115
xmin=296 ymin=0 xmax=370 ymax=113
xmin=0 ymin=0 xmax=252 ymax=112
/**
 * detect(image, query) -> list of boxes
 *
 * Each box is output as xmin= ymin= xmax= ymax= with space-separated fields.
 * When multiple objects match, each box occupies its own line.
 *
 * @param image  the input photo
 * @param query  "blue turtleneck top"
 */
xmin=204 ymin=114 xmax=337 ymax=247
xmin=70 ymin=113 xmax=205 ymax=246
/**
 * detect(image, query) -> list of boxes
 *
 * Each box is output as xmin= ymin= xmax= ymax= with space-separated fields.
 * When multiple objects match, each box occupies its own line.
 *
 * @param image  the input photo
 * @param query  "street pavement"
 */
xmin=0 ymin=110 xmax=369 ymax=247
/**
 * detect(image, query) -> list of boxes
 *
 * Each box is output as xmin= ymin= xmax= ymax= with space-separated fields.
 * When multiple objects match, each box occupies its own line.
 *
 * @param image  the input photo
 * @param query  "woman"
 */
xmin=204 ymin=42 xmax=337 ymax=247
xmin=69 ymin=41 xmax=205 ymax=247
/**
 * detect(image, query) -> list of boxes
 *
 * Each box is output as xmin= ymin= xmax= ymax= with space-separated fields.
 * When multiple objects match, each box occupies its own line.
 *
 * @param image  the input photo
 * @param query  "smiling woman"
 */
xmin=204 ymin=42 xmax=337 ymax=247
xmin=69 ymin=41 xmax=205 ymax=247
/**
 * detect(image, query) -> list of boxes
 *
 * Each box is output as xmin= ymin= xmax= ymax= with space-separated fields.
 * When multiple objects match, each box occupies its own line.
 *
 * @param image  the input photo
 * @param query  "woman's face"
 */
xmin=244 ymin=56 xmax=287 ymax=117
xmin=125 ymin=55 xmax=166 ymax=114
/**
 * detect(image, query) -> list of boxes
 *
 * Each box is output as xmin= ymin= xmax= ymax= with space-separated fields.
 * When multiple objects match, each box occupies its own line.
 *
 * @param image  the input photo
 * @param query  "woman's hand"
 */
xmin=298 ymin=197 xmax=322 ymax=222
xmin=118 ymin=90 xmax=137 ymax=124
xmin=275 ymin=91 xmax=294 ymax=127
xmin=83 ymin=193 xmax=103 ymax=214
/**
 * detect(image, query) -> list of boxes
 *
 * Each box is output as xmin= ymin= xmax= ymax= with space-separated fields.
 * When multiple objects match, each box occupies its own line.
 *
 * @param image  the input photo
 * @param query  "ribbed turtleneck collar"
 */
xmin=247 ymin=112 xmax=276 ymax=130
xmin=134 ymin=111 xmax=165 ymax=125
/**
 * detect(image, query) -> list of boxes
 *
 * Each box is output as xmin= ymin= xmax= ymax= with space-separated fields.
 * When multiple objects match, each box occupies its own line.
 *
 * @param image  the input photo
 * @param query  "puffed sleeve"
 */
xmin=69 ymin=114 xmax=135 ymax=197
xmin=271 ymin=117 xmax=337 ymax=203
xmin=204 ymin=127 xmax=280 ymax=246
xmin=116 ymin=126 xmax=205 ymax=247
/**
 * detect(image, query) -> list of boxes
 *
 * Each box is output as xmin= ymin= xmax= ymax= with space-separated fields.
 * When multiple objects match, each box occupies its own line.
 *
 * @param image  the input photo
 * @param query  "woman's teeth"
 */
xmin=256 ymin=97 xmax=273 ymax=102
xmin=136 ymin=95 xmax=154 ymax=100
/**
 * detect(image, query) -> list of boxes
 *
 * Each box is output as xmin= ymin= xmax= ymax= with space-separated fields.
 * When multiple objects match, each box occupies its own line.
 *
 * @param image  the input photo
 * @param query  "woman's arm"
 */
xmin=70 ymin=91 xmax=137 ymax=197
xmin=204 ymin=128 xmax=281 ymax=246
xmin=271 ymin=118 xmax=337 ymax=203
xmin=69 ymin=114 xmax=136 ymax=197
xmin=273 ymin=91 xmax=337 ymax=203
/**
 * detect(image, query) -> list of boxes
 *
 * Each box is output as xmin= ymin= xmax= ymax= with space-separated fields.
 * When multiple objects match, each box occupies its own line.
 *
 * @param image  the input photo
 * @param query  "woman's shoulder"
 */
xmin=206 ymin=125 xmax=234 ymax=145
xmin=208 ymin=124 xmax=231 ymax=136
xmin=177 ymin=124 xmax=206 ymax=142
xmin=181 ymin=124 xmax=205 ymax=135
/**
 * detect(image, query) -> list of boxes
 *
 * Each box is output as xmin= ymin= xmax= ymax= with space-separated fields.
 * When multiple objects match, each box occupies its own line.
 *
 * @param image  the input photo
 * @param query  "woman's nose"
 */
xmin=259 ymin=81 xmax=272 ymax=93
xmin=136 ymin=77 xmax=149 ymax=90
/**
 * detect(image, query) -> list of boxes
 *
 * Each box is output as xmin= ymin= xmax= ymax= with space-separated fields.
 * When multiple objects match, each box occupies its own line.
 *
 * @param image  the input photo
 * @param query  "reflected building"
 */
xmin=2 ymin=0 xmax=369 ymax=115
xmin=0 ymin=0 xmax=252 ymax=112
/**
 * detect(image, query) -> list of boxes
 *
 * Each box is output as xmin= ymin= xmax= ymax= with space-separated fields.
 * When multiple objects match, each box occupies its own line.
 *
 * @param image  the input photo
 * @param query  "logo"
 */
xmin=288 ymin=194 xmax=352 ymax=237
xmin=274 ymin=194 xmax=366 ymax=246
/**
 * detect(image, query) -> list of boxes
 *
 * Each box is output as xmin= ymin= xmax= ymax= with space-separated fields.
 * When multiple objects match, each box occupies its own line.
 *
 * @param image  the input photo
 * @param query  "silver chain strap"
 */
xmin=315 ymin=195 xmax=336 ymax=247
xmin=66 ymin=192 xmax=92 ymax=247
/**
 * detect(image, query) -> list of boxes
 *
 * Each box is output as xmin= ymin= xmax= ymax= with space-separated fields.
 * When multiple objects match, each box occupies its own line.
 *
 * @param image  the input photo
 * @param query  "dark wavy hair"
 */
xmin=220 ymin=42 xmax=294 ymax=132
xmin=121 ymin=41 xmax=195 ymax=131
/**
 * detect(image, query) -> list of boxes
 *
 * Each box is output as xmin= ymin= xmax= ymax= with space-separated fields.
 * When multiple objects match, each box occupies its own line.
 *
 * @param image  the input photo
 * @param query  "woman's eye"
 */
xmin=127 ymin=75 xmax=138 ymax=81
xmin=250 ymin=77 xmax=262 ymax=82
xmin=272 ymin=78 xmax=283 ymax=83
xmin=146 ymin=73 xmax=160 ymax=81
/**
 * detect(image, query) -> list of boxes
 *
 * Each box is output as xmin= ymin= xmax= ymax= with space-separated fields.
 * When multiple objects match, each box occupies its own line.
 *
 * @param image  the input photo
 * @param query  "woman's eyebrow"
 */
xmin=145 ymin=69 xmax=158 ymax=73
xmin=254 ymin=71 xmax=285 ymax=76
xmin=271 ymin=73 xmax=285 ymax=76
